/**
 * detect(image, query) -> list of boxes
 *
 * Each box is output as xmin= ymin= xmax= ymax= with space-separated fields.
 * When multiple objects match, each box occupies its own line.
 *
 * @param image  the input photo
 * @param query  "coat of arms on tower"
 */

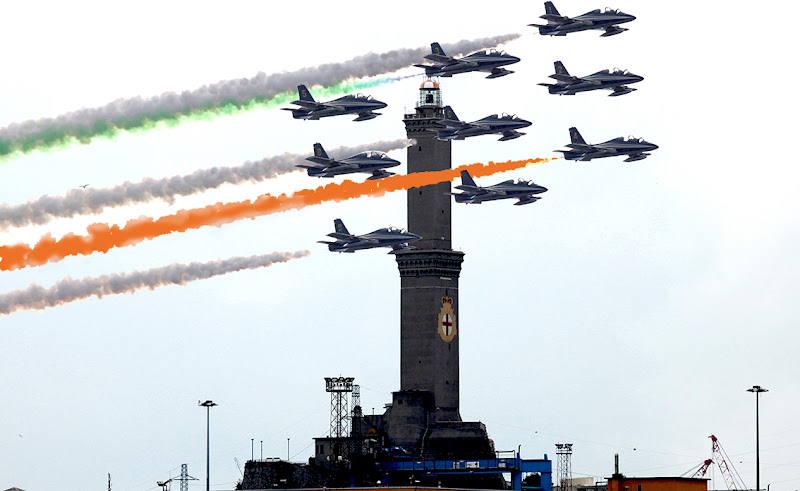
xmin=437 ymin=297 xmax=457 ymax=342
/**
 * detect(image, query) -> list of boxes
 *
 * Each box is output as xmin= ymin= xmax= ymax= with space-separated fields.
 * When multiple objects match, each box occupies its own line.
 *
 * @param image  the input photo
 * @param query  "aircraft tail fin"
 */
xmin=431 ymin=42 xmax=447 ymax=58
xmin=333 ymin=218 xmax=350 ymax=236
xmin=313 ymin=143 xmax=329 ymax=160
xmin=442 ymin=105 xmax=460 ymax=122
xmin=297 ymin=85 xmax=315 ymax=103
xmin=544 ymin=1 xmax=560 ymax=16
xmin=554 ymin=61 xmax=569 ymax=77
xmin=569 ymin=127 xmax=586 ymax=145
xmin=460 ymin=170 xmax=477 ymax=188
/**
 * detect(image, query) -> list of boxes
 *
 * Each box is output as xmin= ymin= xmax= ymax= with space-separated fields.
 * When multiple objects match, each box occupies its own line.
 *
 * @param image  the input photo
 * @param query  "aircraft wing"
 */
xmin=514 ymin=196 xmax=541 ymax=206
xmin=438 ymin=119 xmax=471 ymax=129
xmin=424 ymin=53 xmax=455 ymax=63
xmin=323 ymin=163 xmax=360 ymax=173
xmin=540 ymin=13 xmax=571 ymax=23
xmin=305 ymin=156 xmax=335 ymax=165
xmin=455 ymin=184 xmax=501 ymax=195
xmin=566 ymin=143 xmax=596 ymax=151
xmin=550 ymin=73 xmax=580 ymax=83
xmin=389 ymin=244 xmax=415 ymax=254
xmin=327 ymin=232 xmax=357 ymax=241
xmin=485 ymin=67 xmax=514 ymax=79
xmin=291 ymin=100 xmax=325 ymax=109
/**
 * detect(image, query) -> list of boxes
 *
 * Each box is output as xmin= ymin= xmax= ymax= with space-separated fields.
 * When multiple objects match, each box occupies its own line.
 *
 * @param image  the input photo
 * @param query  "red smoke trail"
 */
xmin=0 ymin=157 xmax=554 ymax=271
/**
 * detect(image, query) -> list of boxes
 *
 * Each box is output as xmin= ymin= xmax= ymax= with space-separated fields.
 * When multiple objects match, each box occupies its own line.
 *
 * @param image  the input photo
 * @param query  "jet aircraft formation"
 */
xmin=436 ymin=106 xmax=531 ymax=142
xmin=450 ymin=171 xmax=547 ymax=206
xmin=414 ymin=42 xmax=520 ymax=79
xmin=282 ymin=84 xmax=387 ymax=122
xmin=318 ymin=219 xmax=420 ymax=254
xmin=298 ymin=143 xmax=400 ymax=180
xmin=529 ymin=1 xmax=635 ymax=37
xmin=279 ymin=3 xmax=656 ymax=253
xmin=539 ymin=61 xmax=642 ymax=97
xmin=557 ymin=127 xmax=658 ymax=162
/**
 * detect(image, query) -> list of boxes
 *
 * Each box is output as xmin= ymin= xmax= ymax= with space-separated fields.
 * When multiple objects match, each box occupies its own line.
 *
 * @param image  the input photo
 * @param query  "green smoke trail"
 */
xmin=0 ymin=76 xmax=398 ymax=161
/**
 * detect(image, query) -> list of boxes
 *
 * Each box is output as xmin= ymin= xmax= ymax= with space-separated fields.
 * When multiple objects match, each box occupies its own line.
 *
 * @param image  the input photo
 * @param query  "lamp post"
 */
xmin=199 ymin=400 xmax=218 ymax=491
xmin=747 ymin=386 xmax=768 ymax=491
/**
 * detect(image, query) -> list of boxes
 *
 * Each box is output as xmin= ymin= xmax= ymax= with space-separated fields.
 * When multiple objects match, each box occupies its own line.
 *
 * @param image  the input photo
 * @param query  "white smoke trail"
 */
xmin=0 ymin=35 xmax=520 ymax=142
xmin=0 ymin=139 xmax=413 ymax=230
xmin=0 ymin=250 xmax=310 ymax=316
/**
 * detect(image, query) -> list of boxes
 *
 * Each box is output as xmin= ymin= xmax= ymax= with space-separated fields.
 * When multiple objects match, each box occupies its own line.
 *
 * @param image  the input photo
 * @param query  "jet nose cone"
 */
xmin=519 ymin=119 xmax=532 ymax=128
xmin=649 ymin=143 xmax=659 ymax=150
xmin=376 ymin=101 xmax=388 ymax=109
xmin=626 ymin=14 xmax=636 ymax=21
xmin=539 ymin=186 xmax=548 ymax=193
xmin=634 ymin=75 xmax=644 ymax=82
xmin=509 ymin=56 xmax=521 ymax=63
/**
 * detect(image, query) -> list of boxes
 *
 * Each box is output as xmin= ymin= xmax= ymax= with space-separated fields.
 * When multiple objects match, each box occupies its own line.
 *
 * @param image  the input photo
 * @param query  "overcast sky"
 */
xmin=1 ymin=1 xmax=799 ymax=490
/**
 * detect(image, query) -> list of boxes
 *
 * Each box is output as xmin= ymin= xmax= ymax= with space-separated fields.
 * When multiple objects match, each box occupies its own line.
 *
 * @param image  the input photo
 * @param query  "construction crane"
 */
xmin=682 ymin=459 xmax=713 ymax=478
xmin=710 ymin=434 xmax=747 ymax=490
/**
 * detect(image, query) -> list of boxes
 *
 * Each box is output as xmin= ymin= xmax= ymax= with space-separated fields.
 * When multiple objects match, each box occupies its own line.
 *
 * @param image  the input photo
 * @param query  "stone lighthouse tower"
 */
xmin=397 ymin=79 xmax=463 ymax=422
xmin=379 ymin=80 xmax=493 ymax=459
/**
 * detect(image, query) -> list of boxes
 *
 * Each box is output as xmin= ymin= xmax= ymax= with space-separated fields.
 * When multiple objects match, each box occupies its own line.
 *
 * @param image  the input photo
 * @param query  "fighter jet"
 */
xmin=529 ymin=2 xmax=635 ymax=37
xmin=435 ymin=106 xmax=531 ymax=142
xmin=449 ymin=170 xmax=547 ymax=206
xmin=539 ymin=61 xmax=643 ymax=96
xmin=297 ymin=143 xmax=400 ymax=180
xmin=282 ymin=85 xmax=387 ymax=121
xmin=414 ymin=42 xmax=520 ymax=79
xmin=556 ymin=127 xmax=658 ymax=162
xmin=318 ymin=219 xmax=421 ymax=254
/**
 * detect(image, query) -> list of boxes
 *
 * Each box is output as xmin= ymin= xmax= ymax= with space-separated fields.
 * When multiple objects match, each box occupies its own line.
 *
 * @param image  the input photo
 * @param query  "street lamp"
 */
xmin=747 ymin=386 xmax=768 ymax=491
xmin=199 ymin=400 xmax=218 ymax=491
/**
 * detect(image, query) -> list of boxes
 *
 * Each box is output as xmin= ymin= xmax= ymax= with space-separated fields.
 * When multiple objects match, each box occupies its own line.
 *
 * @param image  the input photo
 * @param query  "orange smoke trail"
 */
xmin=0 ymin=157 xmax=554 ymax=271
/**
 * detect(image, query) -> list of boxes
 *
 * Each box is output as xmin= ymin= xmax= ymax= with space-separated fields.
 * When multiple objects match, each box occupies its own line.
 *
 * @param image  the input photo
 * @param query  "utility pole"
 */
xmin=198 ymin=400 xmax=218 ymax=491
xmin=747 ymin=386 xmax=768 ymax=491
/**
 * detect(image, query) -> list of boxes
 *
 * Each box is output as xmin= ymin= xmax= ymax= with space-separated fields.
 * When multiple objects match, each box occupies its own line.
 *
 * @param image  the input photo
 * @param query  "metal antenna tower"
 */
xmin=351 ymin=384 xmax=361 ymax=416
xmin=556 ymin=443 xmax=573 ymax=491
xmin=351 ymin=384 xmax=363 ymax=455
xmin=326 ymin=377 xmax=354 ymax=438
xmin=326 ymin=377 xmax=354 ymax=461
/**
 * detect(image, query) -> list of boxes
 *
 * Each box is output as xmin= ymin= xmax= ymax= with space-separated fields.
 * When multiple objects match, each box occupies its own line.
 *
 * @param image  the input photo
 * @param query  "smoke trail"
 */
xmin=0 ymin=250 xmax=309 ymax=316
xmin=0 ymin=35 xmax=520 ymax=158
xmin=0 ymin=139 xmax=413 ymax=230
xmin=0 ymin=156 xmax=555 ymax=271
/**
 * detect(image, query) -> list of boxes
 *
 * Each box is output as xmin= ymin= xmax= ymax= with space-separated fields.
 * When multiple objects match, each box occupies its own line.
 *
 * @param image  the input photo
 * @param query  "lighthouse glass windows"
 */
xmin=419 ymin=88 xmax=441 ymax=108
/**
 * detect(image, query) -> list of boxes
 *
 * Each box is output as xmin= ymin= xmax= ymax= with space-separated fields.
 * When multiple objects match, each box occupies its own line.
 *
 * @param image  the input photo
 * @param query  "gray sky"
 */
xmin=1 ymin=1 xmax=798 ymax=490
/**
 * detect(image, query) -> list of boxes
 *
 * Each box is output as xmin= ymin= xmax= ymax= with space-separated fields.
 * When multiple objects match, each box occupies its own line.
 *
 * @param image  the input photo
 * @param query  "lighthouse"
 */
xmin=373 ymin=79 xmax=494 ymax=459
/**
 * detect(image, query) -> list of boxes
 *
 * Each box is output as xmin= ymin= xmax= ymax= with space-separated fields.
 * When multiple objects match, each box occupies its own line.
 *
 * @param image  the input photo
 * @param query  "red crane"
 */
xmin=682 ymin=459 xmax=714 ymax=478
xmin=710 ymin=434 xmax=748 ymax=490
